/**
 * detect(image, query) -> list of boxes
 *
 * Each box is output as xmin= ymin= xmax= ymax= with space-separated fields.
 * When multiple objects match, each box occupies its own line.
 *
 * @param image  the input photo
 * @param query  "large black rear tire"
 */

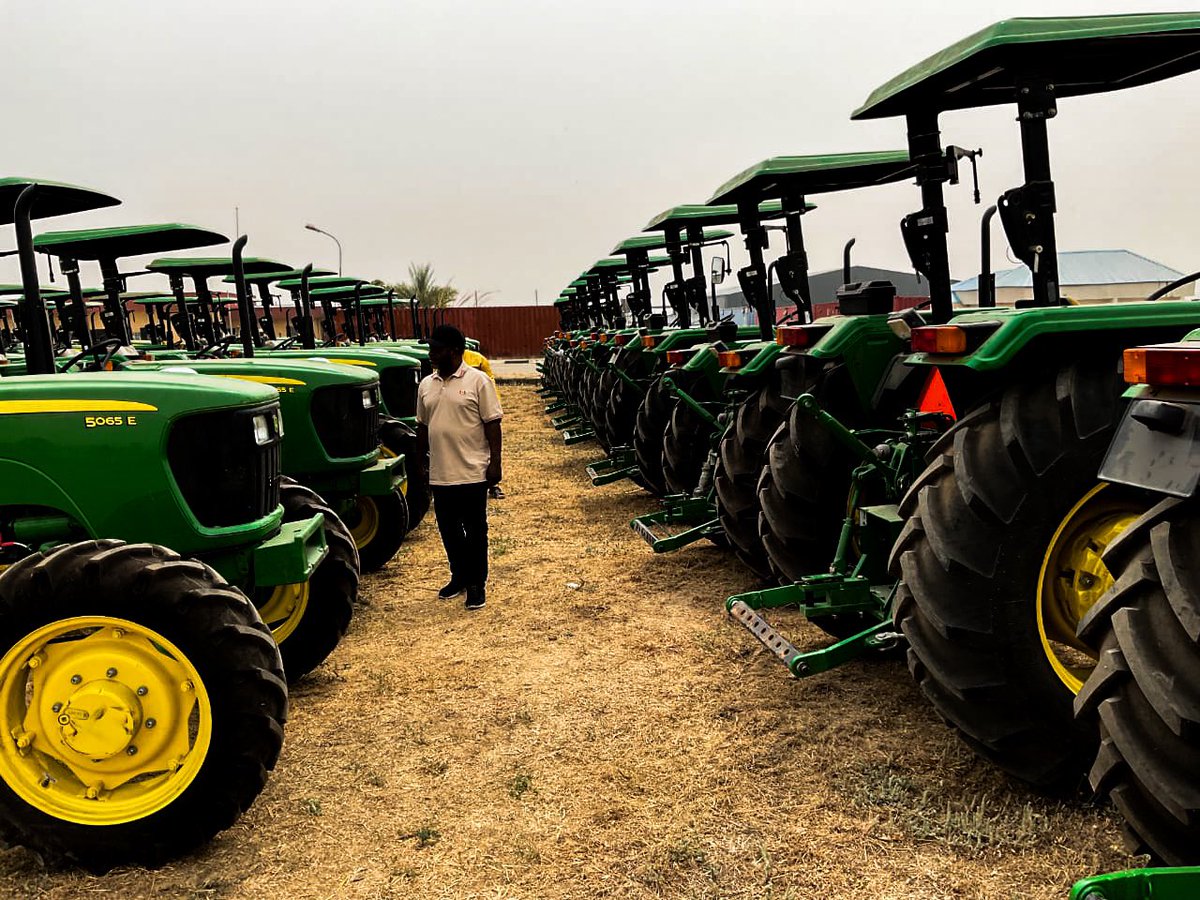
xmin=756 ymin=363 xmax=862 ymax=583
xmin=662 ymin=368 xmax=717 ymax=497
xmin=0 ymin=540 xmax=286 ymax=872
xmin=603 ymin=347 xmax=648 ymax=449
xmin=1074 ymin=497 xmax=1200 ymax=865
xmin=261 ymin=480 xmax=359 ymax=682
xmin=633 ymin=374 xmax=677 ymax=496
xmin=715 ymin=366 xmax=791 ymax=578
xmin=892 ymin=359 xmax=1136 ymax=788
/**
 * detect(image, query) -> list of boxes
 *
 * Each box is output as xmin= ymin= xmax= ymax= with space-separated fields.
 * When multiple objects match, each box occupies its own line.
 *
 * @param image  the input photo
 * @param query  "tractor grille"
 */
xmin=311 ymin=384 xmax=381 ymax=459
xmin=381 ymin=365 xmax=421 ymax=418
xmin=167 ymin=402 xmax=281 ymax=528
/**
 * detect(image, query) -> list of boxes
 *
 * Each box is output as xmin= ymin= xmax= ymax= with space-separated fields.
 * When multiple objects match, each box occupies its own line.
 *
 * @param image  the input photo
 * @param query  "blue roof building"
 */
xmin=952 ymin=250 xmax=1185 ymax=307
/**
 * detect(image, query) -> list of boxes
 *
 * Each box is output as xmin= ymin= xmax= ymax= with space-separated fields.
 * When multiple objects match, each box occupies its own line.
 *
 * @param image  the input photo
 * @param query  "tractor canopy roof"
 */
xmin=0 ymin=178 xmax=120 ymax=226
xmin=275 ymin=275 xmax=369 ymax=291
xmin=589 ymin=255 xmax=669 ymax=274
xmin=34 ymin=224 xmax=227 ymax=260
xmin=146 ymin=256 xmax=291 ymax=277
xmin=709 ymin=150 xmax=915 ymax=204
xmin=222 ymin=266 xmax=334 ymax=284
xmin=46 ymin=299 xmax=103 ymax=309
xmin=611 ymin=229 xmax=733 ymax=254
xmin=131 ymin=295 xmax=179 ymax=306
xmin=853 ymin=13 xmax=1200 ymax=120
xmin=0 ymin=284 xmax=61 ymax=297
xmin=309 ymin=284 xmax=387 ymax=302
xmin=643 ymin=199 xmax=792 ymax=231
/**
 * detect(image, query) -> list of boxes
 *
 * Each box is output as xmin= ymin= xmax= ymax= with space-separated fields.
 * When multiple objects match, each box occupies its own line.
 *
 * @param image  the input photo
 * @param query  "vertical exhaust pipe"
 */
xmin=231 ymin=235 xmax=255 ymax=357
xmin=979 ymin=205 xmax=998 ymax=308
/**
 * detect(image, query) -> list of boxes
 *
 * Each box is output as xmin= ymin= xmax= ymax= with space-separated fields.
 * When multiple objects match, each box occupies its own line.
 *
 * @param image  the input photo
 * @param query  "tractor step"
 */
xmin=727 ymin=600 xmax=806 ymax=672
xmin=629 ymin=496 xmax=720 ymax=552
xmin=726 ymin=599 xmax=900 ymax=678
xmin=552 ymin=414 xmax=581 ymax=431
xmin=544 ymin=400 xmax=567 ymax=413
xmin=563 ymin=426 xmax=594 ymax=445
xmin=586 ymin=448 xmax=637 ymax=486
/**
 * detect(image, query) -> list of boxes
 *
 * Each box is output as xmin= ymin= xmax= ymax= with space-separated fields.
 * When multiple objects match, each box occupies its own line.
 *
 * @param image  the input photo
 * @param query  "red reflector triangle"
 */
xmin=917 ymin=369 xmax=956 ymax=420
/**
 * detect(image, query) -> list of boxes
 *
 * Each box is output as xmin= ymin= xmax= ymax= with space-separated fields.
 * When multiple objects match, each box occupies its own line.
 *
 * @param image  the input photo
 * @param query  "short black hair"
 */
xmin=428 ymin=324 xmax=466 ymax=351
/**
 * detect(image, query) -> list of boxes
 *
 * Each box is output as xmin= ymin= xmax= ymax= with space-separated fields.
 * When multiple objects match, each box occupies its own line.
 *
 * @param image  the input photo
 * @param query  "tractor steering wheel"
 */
xmin=196 ymin=334 xmax=235 ymax=358
xmin=60 ymin=337 xmax=124 ymax=372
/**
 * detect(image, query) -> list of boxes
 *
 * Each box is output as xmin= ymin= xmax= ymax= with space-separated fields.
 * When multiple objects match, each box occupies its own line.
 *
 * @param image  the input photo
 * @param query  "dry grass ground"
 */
xmin=0 ymin=383 xmax=1142 ymax=899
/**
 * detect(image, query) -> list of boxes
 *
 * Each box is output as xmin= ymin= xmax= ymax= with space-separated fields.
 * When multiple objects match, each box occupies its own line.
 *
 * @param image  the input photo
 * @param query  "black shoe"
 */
xmin=465 ymin=585 xmax=486 ymax=610
xmin=438 ymin=580 xmax=465 ymax=600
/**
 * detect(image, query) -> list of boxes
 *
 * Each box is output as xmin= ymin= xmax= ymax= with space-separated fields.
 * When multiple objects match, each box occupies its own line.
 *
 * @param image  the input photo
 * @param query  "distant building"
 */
xmin=952 ymin=250 xmax=1187 ymax=307
xmin=716 ymin=265 xmax=935 ymax=325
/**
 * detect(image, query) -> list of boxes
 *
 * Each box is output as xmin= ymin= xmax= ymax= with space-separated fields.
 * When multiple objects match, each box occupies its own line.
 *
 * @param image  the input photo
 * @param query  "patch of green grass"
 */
xmin=849 ymin=760 xmax=1062 ymax=854
xmin=492 ymin=537 xmax=513 ymax=558
xmin=509 ymin=771 xmax=534 ymax=798
xmin=302 ymin=798 xmax=322 ymax=816
xmin=400 ymin=823 xmax=441 ymax=848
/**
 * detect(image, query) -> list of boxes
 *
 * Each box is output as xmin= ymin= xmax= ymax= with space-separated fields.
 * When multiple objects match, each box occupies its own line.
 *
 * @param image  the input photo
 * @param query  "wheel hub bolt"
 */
xmin=126 ymin=746 xmax=137 ymax=756
xmin=136 ymin=686 xmax=148 ymax=696
xmin=180 ymin=680 xmax=194 ymax=693
xmin=105 ymin=668 xmax=118 ymax=678
xmin=51 ymin=703 xmax=62 ymax=713
xmin=145 ymin=719 xmax=156 ymax=729
xmin=85 ymin=785 xmax=100 ymax=800
xmin=70 ymin=674 xmax=81 ymax=685
xmin=112 ymin=629 xmax=125 ymax=639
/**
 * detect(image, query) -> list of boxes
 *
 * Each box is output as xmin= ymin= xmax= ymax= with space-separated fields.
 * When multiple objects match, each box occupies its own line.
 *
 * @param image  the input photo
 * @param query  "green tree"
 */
xmin=374 ymin=263 xmax=458 ymax=308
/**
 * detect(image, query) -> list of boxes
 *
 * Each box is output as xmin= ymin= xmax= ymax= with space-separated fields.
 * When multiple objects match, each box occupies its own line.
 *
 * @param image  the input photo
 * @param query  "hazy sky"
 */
xmin=3 ymin=1 xmax=1198 ymax=306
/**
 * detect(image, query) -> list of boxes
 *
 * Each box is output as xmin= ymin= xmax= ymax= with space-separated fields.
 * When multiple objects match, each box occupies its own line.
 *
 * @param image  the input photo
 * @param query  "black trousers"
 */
xmin=431 ymin=482 xmax=489 ymax=587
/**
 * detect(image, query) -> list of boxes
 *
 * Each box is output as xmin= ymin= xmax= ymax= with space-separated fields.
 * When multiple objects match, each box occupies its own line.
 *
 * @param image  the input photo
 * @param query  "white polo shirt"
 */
xmin=416 ymin=362 xmax=503 ymax=486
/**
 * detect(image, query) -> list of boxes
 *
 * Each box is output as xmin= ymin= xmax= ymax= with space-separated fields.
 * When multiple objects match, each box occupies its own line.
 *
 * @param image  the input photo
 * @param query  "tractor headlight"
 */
xmin=252 ymin=413 xmax=273 ymax=446
xmin=362 ymin=388 xmax=377 ymax=409
xmin=274 ymin=408 xmax=285 ymax=438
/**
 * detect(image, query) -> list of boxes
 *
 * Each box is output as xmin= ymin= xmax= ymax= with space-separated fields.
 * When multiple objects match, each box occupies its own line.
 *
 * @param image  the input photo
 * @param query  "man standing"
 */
xmin=415 ymin=324 xmax=503 ymax=610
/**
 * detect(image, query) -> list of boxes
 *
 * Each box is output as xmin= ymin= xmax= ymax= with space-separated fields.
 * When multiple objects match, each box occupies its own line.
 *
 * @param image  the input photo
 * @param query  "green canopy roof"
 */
xmin=46 ymin=299 xmax=103 ymax=310
xmin=709 ymin=151 xmax=916 ymax=205
xmin=0 ymin=284 xmax=62 ymax=297
xmin=642 ymin=199 xmax=799 ymax=232
xmin=130 ymin=295 xmax=179 ymax=306
xmin=589 ymin=255 xmax=669 ymax=274
xmin=147 ymin=257 xmax=291 ymax=278
xmin=0 ymin=178 xmax=120 ymax=227
xmin=34 ymin=224 xmax=227 ymax=260
xmin=276 ymin=275 xmax=370 ymax=292
xmin=853 ymin=14 xmax=1200 ymax=120
xmin=222 ymin=266 xmax=335 ymax=284
xmin=0 ymin=299 xmax=17 ymax=309
xmin=309 ymin=284 xmax=387 ymax=302
xmin=612 ymin=229 xmax=733 ymax=254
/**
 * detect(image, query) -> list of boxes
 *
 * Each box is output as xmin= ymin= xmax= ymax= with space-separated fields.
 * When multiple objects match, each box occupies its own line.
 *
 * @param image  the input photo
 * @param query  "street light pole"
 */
xmin=304 ymin=223 xmax=342 ymax=275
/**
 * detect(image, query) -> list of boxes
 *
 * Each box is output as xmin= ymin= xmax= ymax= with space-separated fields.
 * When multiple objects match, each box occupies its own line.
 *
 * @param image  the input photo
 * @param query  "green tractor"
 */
xmin=132 ymin=251 xmax=412 ymax=571
xmin=26 ymin=226 xmax=361 ymax=679
xmin=726 ymin=14 xmax=1200 ymax=792
xmin=704 ymin=151 xmax=935 ymax=576
xmin=0 ymin=181 xmax=312 ymax=867
xmin=1066 ymin=334 xmax=1200 ymax=865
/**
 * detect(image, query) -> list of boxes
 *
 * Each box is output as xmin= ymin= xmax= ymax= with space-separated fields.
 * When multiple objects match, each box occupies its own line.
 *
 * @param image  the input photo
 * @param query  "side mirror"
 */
xmin=710 ymin=255 xmax=728 ymax=286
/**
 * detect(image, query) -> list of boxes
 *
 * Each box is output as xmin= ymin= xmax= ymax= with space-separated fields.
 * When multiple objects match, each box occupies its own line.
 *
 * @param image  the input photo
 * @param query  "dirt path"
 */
xmin=0 ymin=384 xmax=1139 ymax=899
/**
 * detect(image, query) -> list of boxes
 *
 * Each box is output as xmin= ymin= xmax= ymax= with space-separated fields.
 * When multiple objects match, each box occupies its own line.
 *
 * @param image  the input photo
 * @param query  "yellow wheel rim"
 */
xmin=1036 ymin=484 xmax=1143 ymax=693
xmin=349 ymin=496 xmax=381 ymax=549
xmin=0 ymin=616 xmax=211 ymax=825
xmin=258 ymin=582 xmax=310 ymax=644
